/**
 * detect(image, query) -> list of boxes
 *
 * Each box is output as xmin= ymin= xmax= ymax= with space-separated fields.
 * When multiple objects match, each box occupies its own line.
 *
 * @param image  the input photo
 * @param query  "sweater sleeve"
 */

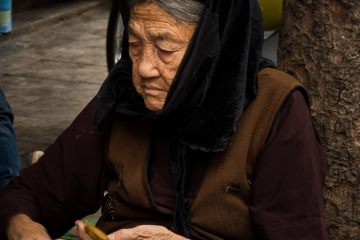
xmin=249 ymin=90 xmax=329 ymax=240
xmin=0 ymin=99 xmax=111 ymax=238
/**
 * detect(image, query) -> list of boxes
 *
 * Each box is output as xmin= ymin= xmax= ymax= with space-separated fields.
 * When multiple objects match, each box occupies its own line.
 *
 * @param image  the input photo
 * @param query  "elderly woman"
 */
xmin=0 ymin=0 xmax=328 ymax=239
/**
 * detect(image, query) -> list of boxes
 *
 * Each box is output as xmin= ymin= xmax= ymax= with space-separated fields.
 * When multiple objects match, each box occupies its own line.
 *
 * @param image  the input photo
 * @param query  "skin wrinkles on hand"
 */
xmin=72 ymin=220 xmax=187 ymax=240
xmin=6 ymin=214 xmax=51 ymax=240
xmin=129 ymin=1 xmax=196 ymax=111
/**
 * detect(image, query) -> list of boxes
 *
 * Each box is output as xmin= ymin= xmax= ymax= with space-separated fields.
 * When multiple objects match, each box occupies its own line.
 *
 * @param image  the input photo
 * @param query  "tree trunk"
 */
xmin=277 ymin=0 xmax=360 ymax=239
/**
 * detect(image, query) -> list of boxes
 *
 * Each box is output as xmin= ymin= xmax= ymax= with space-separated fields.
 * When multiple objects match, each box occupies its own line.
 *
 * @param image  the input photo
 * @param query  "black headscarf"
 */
xmin=94 ymin=0 xmax=274 ymax=237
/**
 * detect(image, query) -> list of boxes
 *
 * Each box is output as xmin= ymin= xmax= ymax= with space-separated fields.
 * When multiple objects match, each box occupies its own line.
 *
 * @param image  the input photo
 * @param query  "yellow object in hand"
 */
xmin=84 ymin=220 xmax=109 ymax=240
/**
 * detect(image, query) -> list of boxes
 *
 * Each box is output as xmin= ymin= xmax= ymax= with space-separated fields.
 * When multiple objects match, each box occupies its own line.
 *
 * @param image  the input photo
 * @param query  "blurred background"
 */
xmin=0 ymin=0 xmax=110 ymax=167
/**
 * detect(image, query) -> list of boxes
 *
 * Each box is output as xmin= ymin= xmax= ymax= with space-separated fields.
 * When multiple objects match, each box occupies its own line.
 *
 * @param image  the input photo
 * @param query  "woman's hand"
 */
xmin=72 ymin=221 xmax=188 ymax=240
xmin=6 ymin=214 xmax=51 ymax=240
xmin=107 ymin=225 xmax=188 ymax=240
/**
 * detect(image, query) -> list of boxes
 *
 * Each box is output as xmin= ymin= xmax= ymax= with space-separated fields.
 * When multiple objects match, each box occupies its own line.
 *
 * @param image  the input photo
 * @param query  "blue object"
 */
xmin=0 ymin=0 xmax=12 ymax=33
xmin=0 ymin=88 xmax=20 ymax=192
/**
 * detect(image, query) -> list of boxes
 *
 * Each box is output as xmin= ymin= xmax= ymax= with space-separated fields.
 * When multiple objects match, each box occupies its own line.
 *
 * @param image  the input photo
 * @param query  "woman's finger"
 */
xmin=74 ymin=220 xmax=94 ymax=240
xmin=71 ymin=227 xmax=79 ymax=237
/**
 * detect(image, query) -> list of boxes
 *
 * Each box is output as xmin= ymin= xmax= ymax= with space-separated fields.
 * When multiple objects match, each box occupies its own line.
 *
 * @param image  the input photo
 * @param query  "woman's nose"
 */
xmin=138 ymin=48 xmax=160 ymax=79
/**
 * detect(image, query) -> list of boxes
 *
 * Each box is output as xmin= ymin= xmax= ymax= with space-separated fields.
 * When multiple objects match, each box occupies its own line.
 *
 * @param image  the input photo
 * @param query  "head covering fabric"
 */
xmin=94 ymin=0 xmax=274 ymax=237
xmin=94 ymin=0 xmax=274 ymax=152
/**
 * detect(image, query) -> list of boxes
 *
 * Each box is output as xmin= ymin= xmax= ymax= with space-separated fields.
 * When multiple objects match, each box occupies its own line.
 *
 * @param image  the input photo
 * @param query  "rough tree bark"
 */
xmin=277 ymin=0 xmax=360 ymax=239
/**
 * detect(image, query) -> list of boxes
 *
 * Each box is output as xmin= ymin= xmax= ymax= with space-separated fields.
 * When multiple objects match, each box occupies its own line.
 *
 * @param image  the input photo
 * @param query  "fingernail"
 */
xmin=108 ymin=234 xmax=115 ymax=240
xmin=71 ymin=228 xmax=79 ymax=236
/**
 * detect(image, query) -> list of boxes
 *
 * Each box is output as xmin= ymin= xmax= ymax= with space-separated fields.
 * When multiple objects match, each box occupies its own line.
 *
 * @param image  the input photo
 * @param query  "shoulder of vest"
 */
xmin=258 ymin=68 xmax=302 ymax=90
xmin=257 ymin=67 xmax=309 ymax=107
xmin=232 ymin=68 xmax=309 ymax=171
xmin=255 ymin=67 xmax=309 ymax=140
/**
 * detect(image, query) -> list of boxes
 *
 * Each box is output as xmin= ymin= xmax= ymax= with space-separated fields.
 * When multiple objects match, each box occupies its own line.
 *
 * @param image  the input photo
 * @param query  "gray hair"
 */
xmin=128 ymin=0 xmax=204 ymax=23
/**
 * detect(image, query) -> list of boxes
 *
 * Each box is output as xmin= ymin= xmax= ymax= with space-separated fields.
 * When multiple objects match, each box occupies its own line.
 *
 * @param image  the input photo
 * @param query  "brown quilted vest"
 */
xmin=96 ymin=68 xmax=304 ymax=239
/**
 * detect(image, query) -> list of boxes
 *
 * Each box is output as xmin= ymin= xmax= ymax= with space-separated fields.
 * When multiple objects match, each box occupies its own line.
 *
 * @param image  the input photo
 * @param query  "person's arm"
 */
xmin=0 ymin=88 xmax=21 ymax=190
xmin=0 ymin=99 xmax=111 ymax=239
xmin=249 ymin=90 xmax=329 ymax=240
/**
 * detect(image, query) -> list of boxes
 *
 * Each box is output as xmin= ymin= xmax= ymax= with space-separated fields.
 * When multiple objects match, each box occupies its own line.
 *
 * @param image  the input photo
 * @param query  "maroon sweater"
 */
xmin=0 ymin=90 xmax=328 ymax=240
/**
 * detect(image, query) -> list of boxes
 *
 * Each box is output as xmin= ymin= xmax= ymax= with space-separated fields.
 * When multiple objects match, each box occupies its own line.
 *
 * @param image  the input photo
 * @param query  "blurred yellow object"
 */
xmin=84 ymin=220 xmax=109 ymax=240
xmin=258 ymin=0 xmax=283 ymax=31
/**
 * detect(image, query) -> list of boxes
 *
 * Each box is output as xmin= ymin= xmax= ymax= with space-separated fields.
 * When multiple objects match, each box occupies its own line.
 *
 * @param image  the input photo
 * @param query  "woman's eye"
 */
xmin=129 ymin=42 xmax=141 ymax=48
xmin=157 ymin=47 xmax=176 ymax=60
xmin=129 ymin=43 xmax=142 ymax=56
xmin=158 ymin=48 xmax=174 ymax=55
xmin=157 ymin=48 xmax=176 ymax=62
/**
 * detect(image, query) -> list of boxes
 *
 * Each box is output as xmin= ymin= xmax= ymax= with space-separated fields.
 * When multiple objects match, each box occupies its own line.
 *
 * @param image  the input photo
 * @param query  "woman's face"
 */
xmin=129 ymin=2 xmax=196 ymax=111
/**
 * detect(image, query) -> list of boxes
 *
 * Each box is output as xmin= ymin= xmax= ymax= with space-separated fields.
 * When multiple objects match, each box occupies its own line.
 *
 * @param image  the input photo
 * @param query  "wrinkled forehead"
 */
xmin=128 ymin=1 xmax=193 ymax=40
xmin=129 ymin=1 xmax=180 ymax=26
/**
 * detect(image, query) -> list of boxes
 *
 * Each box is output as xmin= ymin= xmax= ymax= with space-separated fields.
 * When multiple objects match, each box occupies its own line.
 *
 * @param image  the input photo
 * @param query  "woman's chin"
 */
xmin=144 ymin=100 xmax=164 ymax=112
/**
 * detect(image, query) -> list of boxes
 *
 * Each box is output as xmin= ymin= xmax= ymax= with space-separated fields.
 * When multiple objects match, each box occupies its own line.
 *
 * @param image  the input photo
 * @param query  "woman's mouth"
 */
xmin=143 ymin=85 xmax=166 ymax=95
